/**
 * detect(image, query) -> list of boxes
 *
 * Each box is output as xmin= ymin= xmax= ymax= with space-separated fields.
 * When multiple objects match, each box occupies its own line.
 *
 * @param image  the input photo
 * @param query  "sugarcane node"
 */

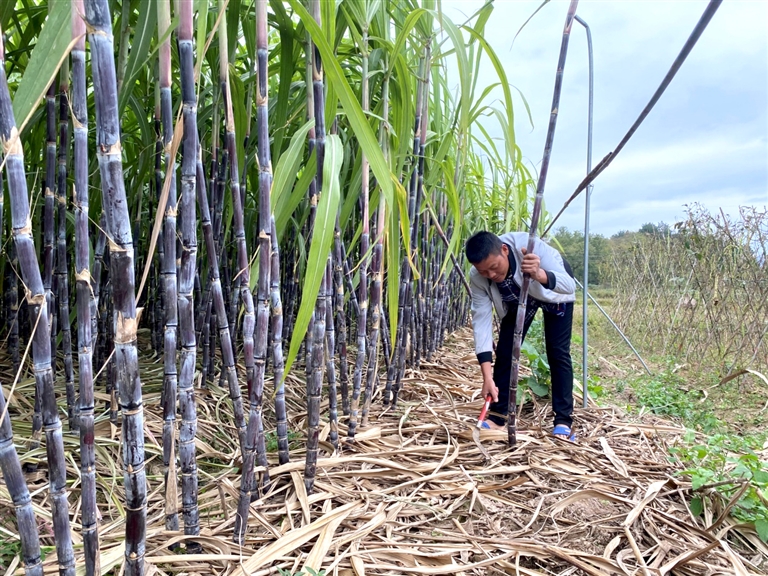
xmin=107 ymin=237 xmax=123 ymax=253
xmin=2 ymin=127 xmax=22 ymax=155
xmin=25 ymin=290 xmax=44 ymax=306
xmin=18 ymin=217 xmax=33 ymax=236
xmin=116 ymin=313 xmax=138 ymax=344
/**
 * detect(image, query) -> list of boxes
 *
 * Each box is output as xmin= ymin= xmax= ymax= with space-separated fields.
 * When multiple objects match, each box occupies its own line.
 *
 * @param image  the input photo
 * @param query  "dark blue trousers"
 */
xmin=488 ymin=302 xmax=574 ymax=427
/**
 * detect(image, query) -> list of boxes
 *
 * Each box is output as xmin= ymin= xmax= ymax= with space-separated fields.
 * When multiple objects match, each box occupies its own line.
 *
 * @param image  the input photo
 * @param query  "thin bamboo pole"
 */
xmin=72 ymin=2 xmax=100 ymax=572
xmin=0 ymin=31 xmax=76 ymax=576
xmin=85 ymin=1 xmax=148 ymax=572
xmin=508 ymin=0 xmax=579 ymax=446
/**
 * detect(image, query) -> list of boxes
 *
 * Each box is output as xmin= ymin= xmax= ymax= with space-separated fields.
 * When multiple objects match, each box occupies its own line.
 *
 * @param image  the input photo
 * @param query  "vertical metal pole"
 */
xmin=575 ymin=15 xmax=593 ymax=409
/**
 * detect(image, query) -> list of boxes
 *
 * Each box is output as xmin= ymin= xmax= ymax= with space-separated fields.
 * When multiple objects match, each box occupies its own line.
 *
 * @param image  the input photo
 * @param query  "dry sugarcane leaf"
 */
xmin=719 ymin=540 xmax=751 ymax=576
xmin=301 ymin=509 xmax=348 ymax=572
xmin=74 ymin=542 xmax=124 ymax=576
xmin=657 ymin=539 xmax=720 ymax=575
xmin=290 ymin=470 xmax=311 ymax=526
xmin=603 ymin=535 xmax=623 ymax=561
xmin=550 ymin=489 xmax=632 ymax=516
xmin=623 ymin=479 xmax=668 ymax=527
xmin=599 ymin=437 xmax=629 ymax=477
xmin=231 ymin=501 xmax=359 ymax=576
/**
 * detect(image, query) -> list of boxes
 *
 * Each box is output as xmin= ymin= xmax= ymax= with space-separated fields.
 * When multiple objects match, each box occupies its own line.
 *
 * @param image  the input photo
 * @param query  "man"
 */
xmin=465 ymin=231 xmax=577 ymax=440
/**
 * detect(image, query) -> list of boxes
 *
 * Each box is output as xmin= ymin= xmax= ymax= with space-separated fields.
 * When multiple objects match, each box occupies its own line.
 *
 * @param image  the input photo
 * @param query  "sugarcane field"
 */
xmin=0 ymin=0 xmax=767 ymax=574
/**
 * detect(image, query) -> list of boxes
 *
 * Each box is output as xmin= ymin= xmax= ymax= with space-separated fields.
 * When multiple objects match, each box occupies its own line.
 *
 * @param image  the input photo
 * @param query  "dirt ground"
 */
xmin=1 ymin=328 xmax=766 ymax=575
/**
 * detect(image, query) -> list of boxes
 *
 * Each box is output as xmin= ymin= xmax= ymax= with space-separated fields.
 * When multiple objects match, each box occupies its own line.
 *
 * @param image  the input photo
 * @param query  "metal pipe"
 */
xmin=573 ymin=277 xmax=652 ymax=377
xmin=575 ymin=14 xmax=593 ymax=409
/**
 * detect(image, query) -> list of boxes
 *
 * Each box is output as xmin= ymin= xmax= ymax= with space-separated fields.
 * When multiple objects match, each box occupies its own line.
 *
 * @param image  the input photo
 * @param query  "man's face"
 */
xmin=473 ymin=244 xmax=509 ymax=283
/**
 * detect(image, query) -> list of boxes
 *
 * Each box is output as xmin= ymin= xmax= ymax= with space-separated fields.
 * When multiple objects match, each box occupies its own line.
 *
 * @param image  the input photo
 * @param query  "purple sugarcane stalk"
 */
xmin=507 ymin=0 xmax=579 ymax=446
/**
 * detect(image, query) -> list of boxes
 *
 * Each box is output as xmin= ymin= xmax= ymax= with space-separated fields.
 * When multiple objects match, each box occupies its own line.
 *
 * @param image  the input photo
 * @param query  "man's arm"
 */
xmin=469 ymin=272 xmax=499 ymax=400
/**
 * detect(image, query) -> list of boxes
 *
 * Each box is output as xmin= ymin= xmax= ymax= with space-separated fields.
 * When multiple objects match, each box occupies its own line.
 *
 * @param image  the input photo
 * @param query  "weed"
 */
xmin=265 ymin=430 xmax=300 ymax=453
xmin=277 ymin=568 xmax=326 ymax=576
xmin=0 ymin=539 xmax=21 ymax=570
xmin=670 ymin=431 xmax=768 ymax=541
xmin=520 ymin=318 xmax=551 ymax=401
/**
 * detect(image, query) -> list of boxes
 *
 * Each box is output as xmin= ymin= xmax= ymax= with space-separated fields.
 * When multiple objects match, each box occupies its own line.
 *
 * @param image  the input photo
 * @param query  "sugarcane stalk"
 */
xmin=361 ymin=70 xmax=389 ymax=425
xmin=270 ymin=216 xmax=289 ymax=465
xmin=157 ymin=0 xmax=179 ymax=536
xmin=332 ymin=220 xmax=349 ymax=417
xmin=177 ymin=0 xmax=200 ymax=547
xmin=84 ymin=1 xmax=148 ymax=572
xmin=508 ymin=0 xmax=579 ymax=446
xmin=153 ymin=77 xmax=164 ymax=354
xmin=324 ymin=258 xmax=339 ymax=448
xmin=219 ymin=0 xmax=250 ymax=454
xmin=6 ymin=243 xmax=20 ymax=373
xmin=384 ymin=55 xmax=425 ymax=406
xmin=304 ymin=0 xmax=327 ymax=495
xmin=72 ymin=2 xmax=100 ymax=572
xmin=235 ymin=0 xmax=274 ymax=542
xmin=55 ymin=59 xmax=76 ymax=433
xmin=0 ymin=31 xmax=76 ymax=576
xmin=348 ymin=26 xmax=370 ymax=439
xmin=0 ymin=388 xmax=43 ymax=576
xmin=195 ymin=149 xmax=245 ymax=461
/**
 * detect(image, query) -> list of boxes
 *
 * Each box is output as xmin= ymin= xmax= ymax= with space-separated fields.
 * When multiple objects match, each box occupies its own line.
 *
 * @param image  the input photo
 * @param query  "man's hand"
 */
xmin=480 ymin=362 xmax=498 ymax=402
xmin=482 ymin=377 xmax=499 ymax=403
xmin=520 ymin=247 xmax=549 ymax=285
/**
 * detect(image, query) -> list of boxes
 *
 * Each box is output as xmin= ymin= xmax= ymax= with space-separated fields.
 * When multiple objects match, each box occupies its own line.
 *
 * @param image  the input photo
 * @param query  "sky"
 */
xmin=441 ymin=0 xmax=768 ymax=236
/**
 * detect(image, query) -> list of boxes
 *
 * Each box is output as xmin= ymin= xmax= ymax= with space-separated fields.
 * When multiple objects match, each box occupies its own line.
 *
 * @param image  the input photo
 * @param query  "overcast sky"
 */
xmin=442 ymin=0 xmax=768 ymax=236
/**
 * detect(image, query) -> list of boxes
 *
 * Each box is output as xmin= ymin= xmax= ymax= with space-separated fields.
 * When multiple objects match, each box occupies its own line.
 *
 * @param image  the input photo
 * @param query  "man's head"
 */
xmin=465 ymin=231 xmax=509 ymax=283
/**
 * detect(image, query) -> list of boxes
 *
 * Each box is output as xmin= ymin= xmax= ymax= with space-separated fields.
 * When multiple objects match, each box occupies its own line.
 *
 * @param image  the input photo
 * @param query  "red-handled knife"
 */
xmin=476 ymin=394 xmax=492 ymax=429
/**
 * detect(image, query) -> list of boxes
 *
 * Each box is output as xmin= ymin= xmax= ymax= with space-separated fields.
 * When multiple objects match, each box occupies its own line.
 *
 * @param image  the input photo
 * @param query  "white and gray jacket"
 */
xmin=470 ymin=232 xmax=576 ymax=362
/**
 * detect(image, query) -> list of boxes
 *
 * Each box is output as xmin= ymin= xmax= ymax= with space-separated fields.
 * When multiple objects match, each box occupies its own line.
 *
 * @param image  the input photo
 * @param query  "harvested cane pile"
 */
xmin=1 ymin=329 xmax=765 ymax=575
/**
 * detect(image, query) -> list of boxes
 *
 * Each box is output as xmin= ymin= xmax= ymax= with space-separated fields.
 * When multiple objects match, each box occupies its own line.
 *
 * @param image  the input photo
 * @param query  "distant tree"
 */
xmin=551 ymin=227 xmax=609 ymax=286
xmin=639 ymin=221 xmax=672 ymax=237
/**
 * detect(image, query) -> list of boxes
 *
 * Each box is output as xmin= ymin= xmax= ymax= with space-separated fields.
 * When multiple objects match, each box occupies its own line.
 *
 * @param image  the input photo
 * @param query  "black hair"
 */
xmin=465 ymin=231 xmax=502 ymax=264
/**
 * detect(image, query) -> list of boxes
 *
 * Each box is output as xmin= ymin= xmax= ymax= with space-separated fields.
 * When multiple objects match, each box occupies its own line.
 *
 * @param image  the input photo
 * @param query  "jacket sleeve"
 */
xmin=535 ymin=237 xmax=576 ymax=295
xmin=470 ymin=271 xmax=494 ymax=364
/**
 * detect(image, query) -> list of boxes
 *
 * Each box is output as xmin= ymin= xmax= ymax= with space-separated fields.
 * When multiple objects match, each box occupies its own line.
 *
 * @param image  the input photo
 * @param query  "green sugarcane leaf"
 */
xmin=465 ymin=27 xmax=517 ymax=165
xmin=195 ymin=0 xmax=210 ymax=64
xmin=0 ymin=2 xmax=15 ymax=33
xmin=13 ymin=1 xmax=71 ymax=134
xmin=440 ymin=18 xmax=470 ymax=136
xmin=118 ymin=1 xmax=157 ymax=116
xmin=283 ymin=134 xmax=344 ymax=382
xmin=386 ymin=8 xmax=427 ymax=77
xmin=227 ymin=0 xmax=242 ymax=58
xmin=270 ymin=1 xmax=295 ymax=163
xmin=229 ymin=65 xmax=247 ymax=176
xmin=291 ymin=0 xmax=402 ymax=332
xmin=272 ymin=118 xmax=314 ymax=212
xmin=276 ymin=150 xmax=317 ymax=240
